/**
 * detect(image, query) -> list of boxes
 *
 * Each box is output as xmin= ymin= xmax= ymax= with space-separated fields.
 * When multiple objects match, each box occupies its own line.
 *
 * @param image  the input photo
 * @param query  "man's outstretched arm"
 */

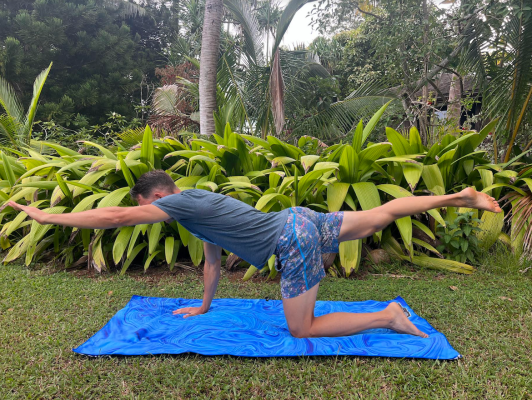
xmin=3 ymin=201 xmax=170 ymax=229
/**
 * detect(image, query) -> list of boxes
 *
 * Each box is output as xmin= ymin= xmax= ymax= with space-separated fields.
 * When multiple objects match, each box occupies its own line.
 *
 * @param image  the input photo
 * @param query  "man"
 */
xmin=6 ymin=170 xmax=501 ymax=339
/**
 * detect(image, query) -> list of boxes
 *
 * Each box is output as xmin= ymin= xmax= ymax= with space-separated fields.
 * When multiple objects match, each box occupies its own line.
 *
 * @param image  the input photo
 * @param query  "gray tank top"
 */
xmin=152 ymin=190 xmax=289 ymax=268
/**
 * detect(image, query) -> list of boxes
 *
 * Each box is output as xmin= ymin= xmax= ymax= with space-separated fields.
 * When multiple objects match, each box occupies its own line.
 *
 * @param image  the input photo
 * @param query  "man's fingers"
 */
xmin=2 ymin=201 xmax=25 ymax=212
xmin=0 ymin=201 xmax=14 ymax=212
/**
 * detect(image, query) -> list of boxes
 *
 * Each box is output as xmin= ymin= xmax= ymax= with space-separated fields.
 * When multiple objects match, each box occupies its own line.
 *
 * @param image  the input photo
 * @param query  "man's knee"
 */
xmin=289 ymin=325 xmax=311 ymax=338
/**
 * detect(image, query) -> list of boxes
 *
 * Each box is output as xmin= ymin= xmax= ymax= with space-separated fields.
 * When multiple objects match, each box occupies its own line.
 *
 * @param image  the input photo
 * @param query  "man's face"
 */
xmin=136 ymin=189 xmax=176 ymax=223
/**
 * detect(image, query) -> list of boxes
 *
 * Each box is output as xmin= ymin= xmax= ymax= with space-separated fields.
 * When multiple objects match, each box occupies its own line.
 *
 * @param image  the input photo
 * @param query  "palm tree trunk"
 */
xmin=446 ymin=73 xmax=462 ymax=134
xmin=199 ymin=0 xmax=224 ymax=136
xmin=420 ymin=0 xmax=429 ymax=142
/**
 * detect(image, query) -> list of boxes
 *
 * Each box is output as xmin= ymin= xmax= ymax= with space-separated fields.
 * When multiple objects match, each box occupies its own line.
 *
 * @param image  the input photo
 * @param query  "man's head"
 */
xmin=130 ymin=170 xmax=179 ymax=205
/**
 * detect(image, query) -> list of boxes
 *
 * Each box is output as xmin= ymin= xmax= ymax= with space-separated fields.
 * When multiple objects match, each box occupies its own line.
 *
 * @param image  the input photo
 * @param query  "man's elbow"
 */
xmin=110 ymin=208 xmax=131 ymax=227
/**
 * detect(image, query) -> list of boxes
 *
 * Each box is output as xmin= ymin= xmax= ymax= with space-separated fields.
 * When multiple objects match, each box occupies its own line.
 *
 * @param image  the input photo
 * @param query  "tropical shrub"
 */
xmin=0 ymin=104 xmax=529 ymax=277
xmin=0 ymin=63 xmax=52 ymax=151
xmin=436 ymin=212 xmax=482 ymax=264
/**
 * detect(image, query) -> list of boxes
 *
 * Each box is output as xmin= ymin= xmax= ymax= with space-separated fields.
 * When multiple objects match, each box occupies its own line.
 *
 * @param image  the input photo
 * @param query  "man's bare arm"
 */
xmin=173 ymin=242 xmax=222 ymax=318
xmin=3 ymin=201 xmax=170 ymax=229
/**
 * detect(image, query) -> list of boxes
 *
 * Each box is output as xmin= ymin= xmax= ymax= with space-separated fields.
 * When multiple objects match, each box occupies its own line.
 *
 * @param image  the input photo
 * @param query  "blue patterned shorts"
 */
xmin=274 ymin=207 xmax=344 ymax=299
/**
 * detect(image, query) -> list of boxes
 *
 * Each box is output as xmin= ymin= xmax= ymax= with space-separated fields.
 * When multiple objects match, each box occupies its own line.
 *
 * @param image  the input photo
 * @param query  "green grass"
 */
xmin=1 ymin=245 xmax=531 ymax=399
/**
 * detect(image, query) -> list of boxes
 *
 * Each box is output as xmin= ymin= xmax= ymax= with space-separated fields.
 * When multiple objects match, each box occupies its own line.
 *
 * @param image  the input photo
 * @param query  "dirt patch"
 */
xmin=226 ymin=268 xmax=281 ymax=285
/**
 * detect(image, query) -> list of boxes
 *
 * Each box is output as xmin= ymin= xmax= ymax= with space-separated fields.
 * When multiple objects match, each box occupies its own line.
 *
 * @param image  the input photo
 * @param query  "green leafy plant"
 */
xmin=436 ymin=212 xmax=482 ymax=264
xmin=0 ymin=106 xmax=529 ymax=278
xmin=0 ymin=63 xmax=52 ymax=151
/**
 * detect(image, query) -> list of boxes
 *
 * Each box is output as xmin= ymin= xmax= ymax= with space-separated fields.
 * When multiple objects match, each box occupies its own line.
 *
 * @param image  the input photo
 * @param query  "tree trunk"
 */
xmin=199 ymin=0 xmax=223 ymax=136
xmin=420 ymin=0 xmax=429 ymax=143
xmin=446 ymin=73 xmax=462 ymax=135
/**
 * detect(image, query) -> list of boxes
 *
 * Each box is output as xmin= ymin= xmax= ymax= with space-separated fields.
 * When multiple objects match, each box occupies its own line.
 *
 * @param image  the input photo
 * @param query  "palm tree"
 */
xmin=0 ymin=63 xmax=52 ymax=151
xmin=222 ymin=0 xmax=396 ymax=139
xmin=161 ymin=0 xmax=395 ymax=140
xmin=199 ymin=0 xmax=224 ymax=135
xmin=489 ymin=2 xmax=532 ymax=162
xmin=456 ymin=0 xmax=532 ymax=162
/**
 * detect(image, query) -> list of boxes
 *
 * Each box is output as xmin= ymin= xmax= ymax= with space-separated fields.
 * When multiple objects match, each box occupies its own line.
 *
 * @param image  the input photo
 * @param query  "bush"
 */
xmin=0 ymin=105 xmax=528 ymax=277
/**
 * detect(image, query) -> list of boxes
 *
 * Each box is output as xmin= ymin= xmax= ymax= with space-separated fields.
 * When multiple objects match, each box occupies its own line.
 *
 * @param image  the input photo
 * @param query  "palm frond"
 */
xmin=102 ymin=0 xmax=146 ymax=17
xmin=23 ymin=63 xmax=53 ymax=142
xmin=153 ymin=85 xmax=183 ymax=117
xmin=291 ymin=96 xmax=397 ymax=140
xmin=0 ymin=115 xmax=23 ymax=149
xmin=0 ymin=76 xmax=23 ymax=123
xmin=150 ymin=84 xmax=199 ymax=133
xmin=223 ymin=0 xmax=265 ymax=66
xmin=483 ymin=9 xmax=532 ymax=134
xmin=272 ymin=0 xmax=312 ymax=56
xmin=116 ymin=127 xmax=146 ymax=147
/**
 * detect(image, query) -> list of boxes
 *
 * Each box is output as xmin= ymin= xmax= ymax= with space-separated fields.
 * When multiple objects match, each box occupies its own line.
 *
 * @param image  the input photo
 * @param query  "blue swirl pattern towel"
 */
xmin=73 ymin=295 xmax=460 ymax=359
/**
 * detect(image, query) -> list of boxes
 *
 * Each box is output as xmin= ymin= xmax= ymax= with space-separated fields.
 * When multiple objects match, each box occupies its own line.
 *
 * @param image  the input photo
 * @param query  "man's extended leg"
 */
xmin=338 ymin=187 xmax=501 ymax=242
xmin=282 ymin=283 xmax=428 ymax=338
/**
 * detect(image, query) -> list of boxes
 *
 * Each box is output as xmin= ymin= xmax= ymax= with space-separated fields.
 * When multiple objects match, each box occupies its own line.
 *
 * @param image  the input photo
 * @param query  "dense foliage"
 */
xmin=0 ymin=0 xmax=178 ymax=126
xmin=0 ymin=104 xmax=530 ymax=278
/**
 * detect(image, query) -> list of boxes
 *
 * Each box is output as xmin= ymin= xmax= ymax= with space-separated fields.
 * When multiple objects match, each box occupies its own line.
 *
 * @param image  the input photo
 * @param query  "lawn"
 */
xmin=1 ymin=246 xmax=531 ymax=399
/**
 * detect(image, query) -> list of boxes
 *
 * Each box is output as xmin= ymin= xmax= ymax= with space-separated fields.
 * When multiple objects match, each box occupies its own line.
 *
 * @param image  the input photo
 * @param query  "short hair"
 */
xmin=130 ymin=170 xmax=176 ymax=199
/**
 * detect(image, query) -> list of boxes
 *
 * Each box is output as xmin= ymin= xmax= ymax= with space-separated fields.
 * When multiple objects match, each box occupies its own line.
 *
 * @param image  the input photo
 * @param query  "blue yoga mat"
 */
xmin=73 ymin=295 xmax=461 ymax=359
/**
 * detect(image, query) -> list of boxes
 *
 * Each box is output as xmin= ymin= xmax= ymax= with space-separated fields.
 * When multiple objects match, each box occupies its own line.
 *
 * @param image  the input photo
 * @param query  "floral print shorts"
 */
xmin=274 ymin=207 xmax=344 ymax=299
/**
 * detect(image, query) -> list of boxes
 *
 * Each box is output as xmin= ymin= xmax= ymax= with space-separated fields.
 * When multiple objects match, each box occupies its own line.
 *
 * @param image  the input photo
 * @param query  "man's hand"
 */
xmin=1 ymin=201 xmax=48 ymax=224
xmin=172 ymin=306 xmax=208 ymax=318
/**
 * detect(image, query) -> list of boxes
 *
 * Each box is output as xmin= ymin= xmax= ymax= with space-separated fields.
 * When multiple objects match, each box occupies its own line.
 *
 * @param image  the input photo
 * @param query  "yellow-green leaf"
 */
xmin=243 ymin=265 xmax=258 ymax=281
xmin=55 ymin=173 xmax=72 ymax=199
xmin=412 ymin=220 xmax=435 ymax=240
xmin=301 ymin=155 xmax=320 ymax=173
xmin=90 ymin=232 xmax=106 ymax=272
xmin=140 ymin=125 xmax=154 ymax=169
xmin=479 ymin=169 xmax=494 ymax=195
xmin=352 ymin=182 xmax=381 ymax=210
xmin=97 ymin=187 xmax=130 ymax=208
xmin=78 ymin=141 xmax=117 ymax=160
xmin=402 ymin=162 xmax=423 ymax=192
xmin=113 ymin=226 xmax=135 ymax=264
xmin=127 ymin=224 xmax=146 ymax=258
xmin=144 ymin=250 xmax=161 ymax=271
xmin=1 ymin=152 xmax=16 ymax=188
xmin=165 ymin=236 xmax=175 ymax=264
xmin=121 ymin=243 xmax=147 ymax=275
xmin=255 ymin=193 xmax=291 ymax=212
xmin=327 ymin=182 xmax=349 ymax=212
xmin=395 ymin=216 xmax=412 ymax=251
xmin=401 ymin=254 xmax=474 ymax=274
xmin=177 ymin=223 xmax=190 ymax=247
xmin=188 ymin=235 xmax=203 ymax=266
xmin=118 ymin=155 xmax=135 ymax=188
xmin=148 ymin=222 xmax=163 ymax=254
xmin=168 ymin=240 xmax=181 ymax=271
xmin=72 ymin=170 xmax=111 ymax=197
xmin=422 ymin=164 xmax=445 ymax=196
xmin=412 ymin=238 xmax=442 ymax=257
xmin=476 ymin=210 xmax=504 ymax=250
xmin=339 ymin=240 xmax=362 ymax=277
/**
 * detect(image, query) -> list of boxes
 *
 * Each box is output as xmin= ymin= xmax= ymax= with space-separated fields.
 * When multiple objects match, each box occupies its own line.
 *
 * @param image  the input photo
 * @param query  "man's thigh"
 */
xmin=338 ymin=209 xmax=388 ymax=242
xmin=282 ymin=283 xmax=319 ymax=336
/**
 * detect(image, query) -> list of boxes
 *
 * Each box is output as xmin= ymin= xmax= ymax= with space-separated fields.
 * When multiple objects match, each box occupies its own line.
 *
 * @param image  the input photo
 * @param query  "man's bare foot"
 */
xmin=386 ymin=303 xmax=429 ymax=338
xmin=459 ymin=187 xmax=502 ymax=213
